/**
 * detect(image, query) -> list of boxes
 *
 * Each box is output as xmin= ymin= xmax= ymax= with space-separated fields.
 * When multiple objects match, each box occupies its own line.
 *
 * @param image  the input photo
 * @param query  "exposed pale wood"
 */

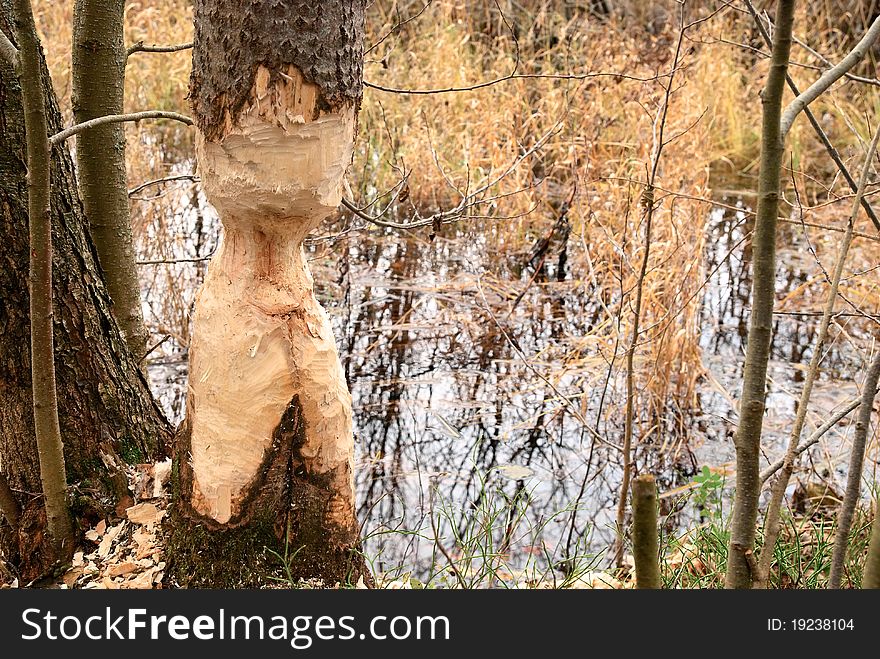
xmin=188 ymin=66 xmax=356 ymax=526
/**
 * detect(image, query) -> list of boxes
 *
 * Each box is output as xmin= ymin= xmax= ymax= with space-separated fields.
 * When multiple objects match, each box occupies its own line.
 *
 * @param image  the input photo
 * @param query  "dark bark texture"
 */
xmin=190 ymin=0 xmax=366 ymax=140
xmin=170 ymin=395 xmax=368 ymax=587
xmin=0 ymin=8 xmax=171 ymax=581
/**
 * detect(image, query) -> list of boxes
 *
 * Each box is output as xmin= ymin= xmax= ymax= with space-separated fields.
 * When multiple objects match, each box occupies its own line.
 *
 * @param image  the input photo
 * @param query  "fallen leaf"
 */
xmin=126 ymin=570 xmax=157 ymax=589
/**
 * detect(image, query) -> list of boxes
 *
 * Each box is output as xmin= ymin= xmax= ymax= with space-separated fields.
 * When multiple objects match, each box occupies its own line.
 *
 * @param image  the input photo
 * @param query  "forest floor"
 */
xmin=0 ymin=460 xmax=635 ymax=590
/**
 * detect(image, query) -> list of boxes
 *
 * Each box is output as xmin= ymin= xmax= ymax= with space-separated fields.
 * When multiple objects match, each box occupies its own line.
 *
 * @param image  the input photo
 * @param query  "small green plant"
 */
xmin=693 ymin=466 xmax=725 ymax=522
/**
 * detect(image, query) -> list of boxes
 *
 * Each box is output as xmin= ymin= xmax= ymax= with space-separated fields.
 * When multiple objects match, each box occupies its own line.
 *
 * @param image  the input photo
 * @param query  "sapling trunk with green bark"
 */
xmin=72 ymin=0 xmax=148 ymax=358
xmin=13 ymin=0 xmax=74 ymax=561
xmin=725 ymin=0 xmax=795 ymax=590
xmin=0 ymin=2 xmax=169 ymax=580
xmin=631 ymin=474 xmax=661 ymax=589
xmin=863 ymin=505 xmax=880 ymax=588
xmin=754 ymin=124 xmax=880 ymax=589
xmin=828 ymin=349 xmax=880 ymax=588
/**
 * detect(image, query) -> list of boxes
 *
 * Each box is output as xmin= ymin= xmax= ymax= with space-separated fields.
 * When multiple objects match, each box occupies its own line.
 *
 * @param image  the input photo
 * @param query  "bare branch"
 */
xmin=365 ymin=69 xmax=680 ymax=95
xmin=50 ymin=111 xmax=193 ymax=145
xmin=128 ymin=173 xmax=199 ymax=197
xmin=759 ymin=398 xmax=860 ymax=483
xmin=780 ymin=14 xmax=880 ymax=137
xmin=126 ymin=40 xmax=193 ymax=59
xmin=792 ymin=35 xmax=880 ymax=88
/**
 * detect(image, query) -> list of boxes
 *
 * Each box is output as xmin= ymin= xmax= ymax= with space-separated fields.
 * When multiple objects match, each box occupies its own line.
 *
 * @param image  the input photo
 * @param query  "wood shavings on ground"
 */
xmin=58 ymin=459 xmax=170 ymax=590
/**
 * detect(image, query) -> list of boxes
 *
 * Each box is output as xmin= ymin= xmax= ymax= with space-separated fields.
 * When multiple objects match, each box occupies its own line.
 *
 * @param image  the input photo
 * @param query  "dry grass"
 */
xmin=29 ymin=0 xmax=880 ymax=444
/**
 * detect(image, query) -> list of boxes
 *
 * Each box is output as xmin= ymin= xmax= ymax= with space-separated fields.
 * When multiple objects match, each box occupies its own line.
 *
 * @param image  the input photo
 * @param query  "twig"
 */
xmin=364 ymin=69 xmax=680 ymax=95
xmin=126 ymin=40 xmax=193 ymax=59
xmin=615 ymin=6 xmax=688 ymax=568
xmin=50 ymin=111 xmax=193 ymax=145
xmin=366 ymin=1 xmax=434 ymax=55
xmin=780 ymin=14 xmax=880 ymax=137
xmin=758 ymin=398 xmax=861 ymax=483
xmin=342 ymin=122 xmax=559 ymax=230
xmin=792 ymin=35 xmax=880 ymax=88
xmin=128 ymin=174 xmax=199 ymax=197
xmin=140 ymin=334 xmax=171 ymax=363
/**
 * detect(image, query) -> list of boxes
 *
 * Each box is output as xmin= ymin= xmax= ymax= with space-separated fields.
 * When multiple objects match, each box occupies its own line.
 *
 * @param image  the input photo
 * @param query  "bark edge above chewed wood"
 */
xmin=189 ymin=0 xmax=365 ymax=140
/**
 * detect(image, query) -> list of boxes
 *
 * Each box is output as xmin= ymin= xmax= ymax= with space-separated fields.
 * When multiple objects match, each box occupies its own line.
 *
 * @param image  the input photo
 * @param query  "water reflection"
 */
xmin=142 ymin=195 xmax=877 ymax=581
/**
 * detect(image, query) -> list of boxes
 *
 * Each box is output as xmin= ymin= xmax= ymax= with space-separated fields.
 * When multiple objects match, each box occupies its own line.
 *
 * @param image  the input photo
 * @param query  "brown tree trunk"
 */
xmin=168 ymin=0 xmax=370 ymax=587
xmin=0 ymin=7 xmax=170 ymax=582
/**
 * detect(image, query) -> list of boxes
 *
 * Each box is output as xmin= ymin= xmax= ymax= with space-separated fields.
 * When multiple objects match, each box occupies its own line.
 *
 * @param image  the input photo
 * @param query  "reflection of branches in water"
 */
xmin=342 ymin=230 xmax=700 ymax=577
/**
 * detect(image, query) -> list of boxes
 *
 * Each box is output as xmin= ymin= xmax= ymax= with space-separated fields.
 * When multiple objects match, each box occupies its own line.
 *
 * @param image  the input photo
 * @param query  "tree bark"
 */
xmin=168 ymin=0 xmax=370 ymax=587
xmin=863 ymin=503 xmax=880 ymax=588
xmin=631 ymin=474 xmax=661 ymax=589
xmin=72 ymin=0 xmax=148 ymax=358
xmin=0 ymin=6 xmax=170 ymax=582
xmin=724 ymin=0 xmax=795 ymax=590
xmin=828 ymin=349 xmax=880 ymax=588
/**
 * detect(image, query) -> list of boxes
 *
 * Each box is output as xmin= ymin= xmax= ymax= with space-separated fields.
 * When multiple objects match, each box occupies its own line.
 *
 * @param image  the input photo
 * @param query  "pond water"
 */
xmin=142 ymin=192 xmax=877 ymax=582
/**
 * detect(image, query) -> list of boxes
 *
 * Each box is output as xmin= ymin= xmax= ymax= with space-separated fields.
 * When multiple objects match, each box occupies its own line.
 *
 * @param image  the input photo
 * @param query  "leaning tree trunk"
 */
xmin=169 ymin=0 xmax=370 ymax=587
xmin=0 ymin=8 xmax=170 ymax=582
xmin=72 ymin=0 xmax=148 ymax=358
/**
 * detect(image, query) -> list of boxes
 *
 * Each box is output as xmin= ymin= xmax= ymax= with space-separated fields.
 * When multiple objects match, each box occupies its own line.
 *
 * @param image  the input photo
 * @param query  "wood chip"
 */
xmin=125 ymin=569 xmax=157 ymax=589
xmin=95 ymin=519 xmax=107 ymax=536
xmin=106 ymin=562 xmax=138 ymax=578
xmin=153 ymin=459 xmax=172 ymax=499
xmin=98 ymin=522 xmax=126 ymax=558
xmin=126 ymin=503 xmax=164 ymax=525
xmin=63 ymin=568 xmax=83 ymax=588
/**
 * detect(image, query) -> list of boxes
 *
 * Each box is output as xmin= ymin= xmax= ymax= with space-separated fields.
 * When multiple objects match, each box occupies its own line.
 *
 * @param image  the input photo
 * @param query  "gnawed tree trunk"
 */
xmin=72 ymin=0 xmax=148 ymax=358
xmin=0 ymin=7 xmax=170 ymax=582
xmin=169 ymin=0 xmax=370 ymax=587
